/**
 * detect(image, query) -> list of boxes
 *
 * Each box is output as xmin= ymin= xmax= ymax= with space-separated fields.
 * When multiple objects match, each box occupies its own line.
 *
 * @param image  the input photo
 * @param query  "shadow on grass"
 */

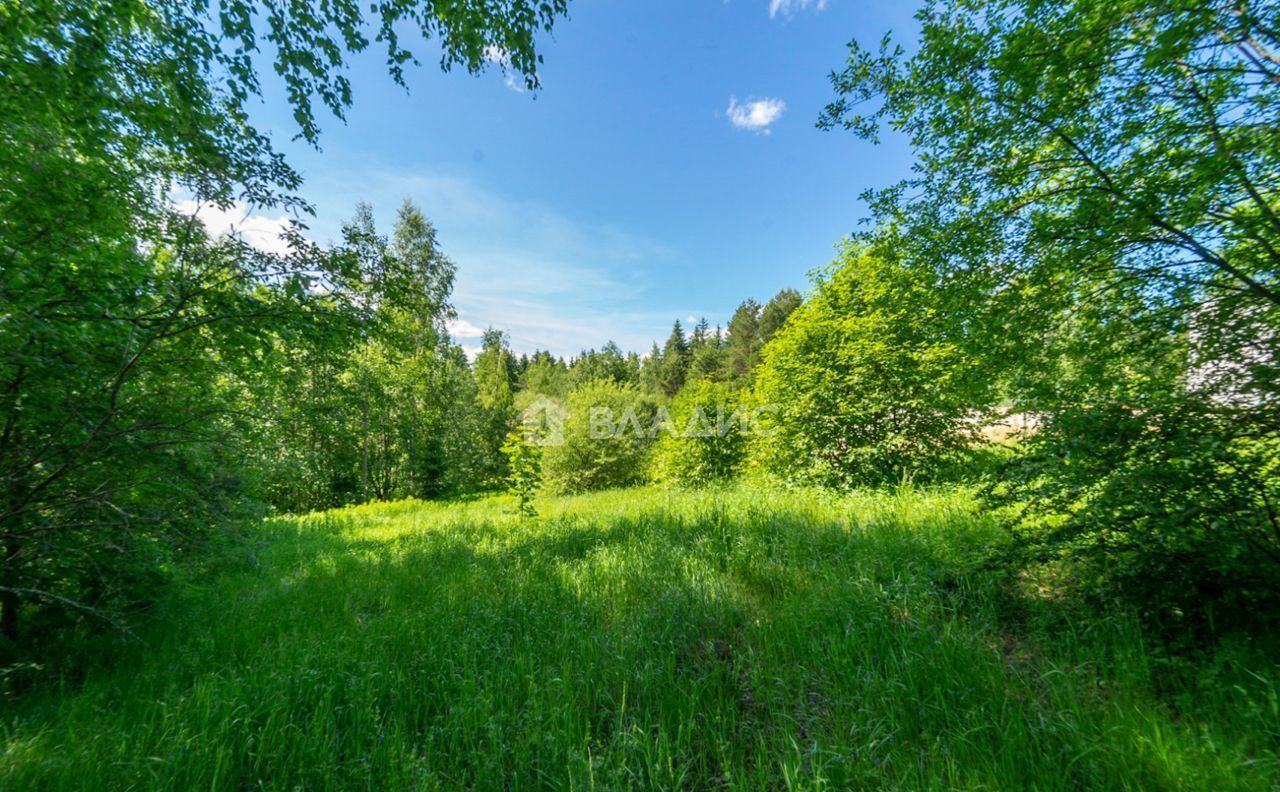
xmin=2 ymin=489 xmax=1275 ymax=790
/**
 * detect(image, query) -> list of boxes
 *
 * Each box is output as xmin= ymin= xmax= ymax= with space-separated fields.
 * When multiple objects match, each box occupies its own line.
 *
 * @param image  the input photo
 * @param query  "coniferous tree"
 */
xmin=691 ymin=317 xmax=711 ymax=350
xmin=522 ymin=350 xmax=570 ymax=397
xmin=625 ymin=351 xmax=643 ymax=383
xmin=759 ymin=289 xmax=802 ymax=345
xmin=657 ymin=321 xmax=690 ymax=396
xmin=726 ymin=299 xmax=762 ymax=379
xmin=473 ymin=328 xmax=519 ymax=483
xmin=689 ymin=324 xmax=727 ymax=383
xmin=641 ymin=343 xmax=664 ymax=396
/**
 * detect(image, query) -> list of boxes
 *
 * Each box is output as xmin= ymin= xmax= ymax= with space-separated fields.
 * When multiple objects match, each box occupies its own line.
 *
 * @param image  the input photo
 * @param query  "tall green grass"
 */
xmin=2 ymin=486 xmax=1277 ymax=789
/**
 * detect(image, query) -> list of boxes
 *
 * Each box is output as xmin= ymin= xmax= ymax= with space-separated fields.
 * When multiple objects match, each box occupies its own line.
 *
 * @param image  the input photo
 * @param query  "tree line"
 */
xmin=498 ymin=288 xmax=803 ymax=401
xmin=0 ymin=0 xmax=568 ymax=650
xmin=3 ymin=0 xmax=1279 ymax=659
xmin=496 ymin=0 xmax=1280 ymax=642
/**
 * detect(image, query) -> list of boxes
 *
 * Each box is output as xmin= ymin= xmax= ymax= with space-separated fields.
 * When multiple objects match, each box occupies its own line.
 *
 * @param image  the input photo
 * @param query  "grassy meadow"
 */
xmin=2 ymin=486 xmax=1277 ymax=790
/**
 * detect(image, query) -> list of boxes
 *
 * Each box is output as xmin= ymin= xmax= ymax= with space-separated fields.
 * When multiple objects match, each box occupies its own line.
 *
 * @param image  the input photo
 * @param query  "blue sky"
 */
xmin=239 ymin=0 xmax=922 ymax=357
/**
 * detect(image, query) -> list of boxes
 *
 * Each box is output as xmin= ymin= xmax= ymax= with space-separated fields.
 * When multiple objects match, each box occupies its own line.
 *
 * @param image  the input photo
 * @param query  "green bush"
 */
xmin=992 ymin=399 xmax=1280 ymax=638
xmin=649 ymin=379 xmax=747 ymax=487
xmin=749 ymin=243 xmax=991 ymax=486
xmin=540 ymin=380 xmax=655 ymax=494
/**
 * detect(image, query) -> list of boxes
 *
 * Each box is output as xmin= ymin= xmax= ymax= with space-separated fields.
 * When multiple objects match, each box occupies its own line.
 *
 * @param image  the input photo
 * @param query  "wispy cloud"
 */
xmin=178 ymin=171 xmax=718 ymax=358
xmin=726 ymin=96 xmax=786 ymax=134
xmin=768 ymin=0 xmax=827 ymax=19
xmin=483 ymin=44 xmax=530 ymax=93
xmin=172 ymin=200 xmax=297 ymax=256
xmin=300 ymin=168 xmax=708 ymax=358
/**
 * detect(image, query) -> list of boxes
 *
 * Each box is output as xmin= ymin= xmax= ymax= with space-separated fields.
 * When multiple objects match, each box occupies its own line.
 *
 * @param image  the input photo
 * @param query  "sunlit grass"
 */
xmin=2 ymin=485 xmax=1277 ymax=789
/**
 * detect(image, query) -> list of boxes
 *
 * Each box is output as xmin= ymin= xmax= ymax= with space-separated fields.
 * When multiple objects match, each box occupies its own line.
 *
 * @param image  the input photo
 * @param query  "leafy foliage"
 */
xmin=541 ymin=381 xmax=655 ymax=494
xmin=821 ymin=0 xmax=1280 ymax=317
xmin=0 ymin=0 xmax=569 ymax=644
xmin=821 ymin=0 xmax=1280 ymax=626
xmin=243 ymin=201 xmax=486 ymax=512
xmin=473 ymin=329 xmax=521 ymax=487
xmin=650 ymin=380 xmax=748 ymax=488
xmin=567 ymin=342 xmax=641 ymax=390
xmin=994 ymin=400 xmax=1280 ymax=636
xmin=500 ymin=429 xmax=543 ymax=517
xmin=750 ymin=244 xmax=991 ymax=486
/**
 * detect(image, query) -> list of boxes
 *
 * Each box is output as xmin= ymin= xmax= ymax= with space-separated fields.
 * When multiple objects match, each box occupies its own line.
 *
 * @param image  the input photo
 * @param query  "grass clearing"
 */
xmin=2 ymin=486 xmax=1277 ymax=789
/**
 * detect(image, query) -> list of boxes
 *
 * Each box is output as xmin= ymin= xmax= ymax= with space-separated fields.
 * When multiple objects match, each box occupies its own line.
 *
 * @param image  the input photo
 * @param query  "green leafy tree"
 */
xmin=541 ymin=381 xmax=656 ymax=494
xmin=521 ymin=350 xmax=571 ymax=397
xmin=475 ymin=329 xmax=519 ymax=413
xmin=0 ymin=0 xmax=569 ymax=643
xmin=569 ymin=342 xmax=638 ymax=388
xmin=650 ymin=380 xmax=747 ymax=487
xmin=821 ymin=0 xmax=1280 ymax=625
xmin=821 ymin=0 xmax=1279 ymax=316
xmin=0 ymin=216 xmax=352 ymax=644
xmin=750 ymin=244 xmax=991 ymax=487
xmin=759 ymin=289 xmax=802 ymax=344
xmin=244 ymin=202 xmax=481 ymax=510
xmin=473 ymin=329 xmax=519 ymax=485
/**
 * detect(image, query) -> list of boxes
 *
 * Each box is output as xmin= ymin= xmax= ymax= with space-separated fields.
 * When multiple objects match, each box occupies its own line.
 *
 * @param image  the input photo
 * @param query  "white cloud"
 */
xmin=446 ymin=317 xmax=486 ymax=339
xmin=768 ymin=0 xmax=827 ymax=19
xmin=299 ymin=168 xmax=703 ymax=359
xmin=726 ymin=96 xmax=786 ymax=134
xmin=483 ymin=44 xmax=529 ymax=93
xmin=172 ymin=200 xmax=298 ymax=256
xmin=175 ymin=174 xmax=722 ymax=359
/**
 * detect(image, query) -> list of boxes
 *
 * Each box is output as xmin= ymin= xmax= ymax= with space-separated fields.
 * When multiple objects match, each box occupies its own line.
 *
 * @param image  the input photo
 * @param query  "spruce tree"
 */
xmin=726 ymin=299 xmax=762 ymax=379
xmin=658 ymin=321 xmax=689 ymax=396
xmin=760 ymin=289 xmax=803 ymax=344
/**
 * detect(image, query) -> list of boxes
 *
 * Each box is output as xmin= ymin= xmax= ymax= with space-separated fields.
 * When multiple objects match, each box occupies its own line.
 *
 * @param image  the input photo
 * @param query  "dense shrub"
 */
xmin=816 ymin=0 xmax=1280 ymax=645
xmin=749 ymin=243 xmax=991 ymax=486
xmin=649 ymin=380 xmax=747 ymax=488
xmin=540 ymin=381 xmax=655 ymax=494
xmin=993 ymin=399 xmax=1280 ymax=637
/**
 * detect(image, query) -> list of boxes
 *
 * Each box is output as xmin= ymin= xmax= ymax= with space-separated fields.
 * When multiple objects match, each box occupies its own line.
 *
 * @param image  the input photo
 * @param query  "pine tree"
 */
xmin=691 ymin=317 xmax=711 ymax=349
